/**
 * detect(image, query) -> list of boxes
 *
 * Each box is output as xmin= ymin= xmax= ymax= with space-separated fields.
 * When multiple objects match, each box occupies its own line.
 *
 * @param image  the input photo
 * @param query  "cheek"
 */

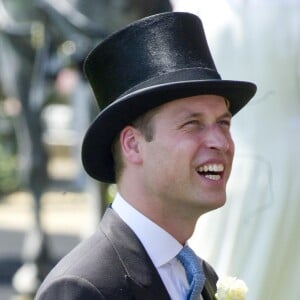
xmin=146 ymin=139 xmax=189 ymax=175
xmin=230 ymin=138 xmax=235 ymax=156
xmin=225 ymin=132 xmax=235 ymax=155
xmin=227 ymin=139 xmax=235 ymax=175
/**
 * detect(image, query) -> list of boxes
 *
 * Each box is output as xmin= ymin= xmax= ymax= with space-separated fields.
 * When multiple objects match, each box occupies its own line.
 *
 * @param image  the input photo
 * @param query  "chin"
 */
xmin=203 ymin=194 xmax=227 ymax=211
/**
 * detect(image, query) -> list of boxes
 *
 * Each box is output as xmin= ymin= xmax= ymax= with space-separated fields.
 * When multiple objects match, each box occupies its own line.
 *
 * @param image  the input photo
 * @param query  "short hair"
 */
xmin=111 ymin=106 xmax=159 ymax=182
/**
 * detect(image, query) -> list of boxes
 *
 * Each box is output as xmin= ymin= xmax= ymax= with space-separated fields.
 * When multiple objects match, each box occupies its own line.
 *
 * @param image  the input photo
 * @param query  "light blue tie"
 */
xmin=176 ymin=246 xmax=206 ymax=300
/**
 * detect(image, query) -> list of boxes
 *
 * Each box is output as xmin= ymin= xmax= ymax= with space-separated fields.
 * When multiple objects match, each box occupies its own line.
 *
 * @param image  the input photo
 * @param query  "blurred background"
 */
xmin=0 ymin=0 xmax=299 ymax=299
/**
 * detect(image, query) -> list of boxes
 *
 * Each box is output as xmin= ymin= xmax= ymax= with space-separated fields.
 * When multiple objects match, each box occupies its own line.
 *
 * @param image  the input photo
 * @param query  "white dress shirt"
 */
xmin=112 ymin=193 xmax=203 ymax=300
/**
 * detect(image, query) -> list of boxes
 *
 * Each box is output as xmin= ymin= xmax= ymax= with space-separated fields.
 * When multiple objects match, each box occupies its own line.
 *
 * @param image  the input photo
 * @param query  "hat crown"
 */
xmin=84 ymin=12 xmax=219 ymax=109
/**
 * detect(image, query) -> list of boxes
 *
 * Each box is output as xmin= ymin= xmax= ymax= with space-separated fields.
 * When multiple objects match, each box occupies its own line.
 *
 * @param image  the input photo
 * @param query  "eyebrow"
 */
xmin=182 ymin=111 xmax=232 ymax=120
xmin=218 ymin=111 xmax=233 ymax=119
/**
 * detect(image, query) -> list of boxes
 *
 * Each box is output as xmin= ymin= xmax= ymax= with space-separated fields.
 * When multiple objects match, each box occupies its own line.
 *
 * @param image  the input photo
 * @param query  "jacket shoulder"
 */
xmin=35 ymin=208 xmax=169 ymax=300
xmin=35 ymin=275 xmax=105 ymax=300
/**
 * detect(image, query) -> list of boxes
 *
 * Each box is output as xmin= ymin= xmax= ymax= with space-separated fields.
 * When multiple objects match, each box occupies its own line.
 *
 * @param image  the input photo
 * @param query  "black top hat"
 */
xmin=82 ymin=12 xmax=256 ymax=183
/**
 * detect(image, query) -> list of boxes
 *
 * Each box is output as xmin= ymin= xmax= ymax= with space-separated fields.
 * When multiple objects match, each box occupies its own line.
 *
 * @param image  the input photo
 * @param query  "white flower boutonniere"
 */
xmin=215 ymin=276 xmax=248 ymax=300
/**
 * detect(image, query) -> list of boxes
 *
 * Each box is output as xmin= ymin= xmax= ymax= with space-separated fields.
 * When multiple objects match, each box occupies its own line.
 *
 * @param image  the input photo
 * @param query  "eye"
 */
xmin=181 ymin=119 xmax=202 ymax=128
xmin=218 ymin=119 xmax=231 ymax=128
xmin=185 ymin=120 xmax=199 ymax=125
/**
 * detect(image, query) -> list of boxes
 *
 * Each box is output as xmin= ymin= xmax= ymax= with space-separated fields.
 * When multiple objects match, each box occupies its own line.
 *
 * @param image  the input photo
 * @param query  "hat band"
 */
xmin=120 ymin=67 xmax=221 ymax=98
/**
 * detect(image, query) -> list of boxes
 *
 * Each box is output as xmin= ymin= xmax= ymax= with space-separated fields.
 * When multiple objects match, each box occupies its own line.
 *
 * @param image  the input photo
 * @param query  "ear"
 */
xmin=119 ymin=126 xmax=143 ymax=165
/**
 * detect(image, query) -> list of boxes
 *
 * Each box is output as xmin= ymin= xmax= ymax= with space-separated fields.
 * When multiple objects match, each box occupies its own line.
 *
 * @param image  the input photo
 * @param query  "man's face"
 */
xmin=139 ymin=94 xmax=235 ymax=217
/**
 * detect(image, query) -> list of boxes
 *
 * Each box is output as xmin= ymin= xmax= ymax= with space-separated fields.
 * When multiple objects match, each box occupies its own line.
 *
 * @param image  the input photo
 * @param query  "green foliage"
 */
xmin=106 ymin=184 xmax=117 ymax=204
xmin=0 ymin=99 xmax=19 ymax=194
xmin=0 ymin=142 xmax=19 ymax=195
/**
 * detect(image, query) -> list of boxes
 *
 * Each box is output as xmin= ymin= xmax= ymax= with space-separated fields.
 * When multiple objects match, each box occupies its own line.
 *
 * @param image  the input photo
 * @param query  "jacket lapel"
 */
xmin=202 ymin=260 xmax=218 ymax=300
xmin=100 ymin=208 xmax=171 ymax=300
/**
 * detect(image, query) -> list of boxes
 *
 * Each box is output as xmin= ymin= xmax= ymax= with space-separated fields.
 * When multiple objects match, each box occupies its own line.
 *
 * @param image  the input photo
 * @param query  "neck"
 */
xmin=149 ymin=211 xmax=198 ymax=245
xmin=118 ymin=186 xmax=200 ymax=245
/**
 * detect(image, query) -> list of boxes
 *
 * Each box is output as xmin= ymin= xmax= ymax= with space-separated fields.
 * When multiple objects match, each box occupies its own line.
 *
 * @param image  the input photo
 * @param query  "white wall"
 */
xmin=171 ymin=1 xmax=300 ymax=299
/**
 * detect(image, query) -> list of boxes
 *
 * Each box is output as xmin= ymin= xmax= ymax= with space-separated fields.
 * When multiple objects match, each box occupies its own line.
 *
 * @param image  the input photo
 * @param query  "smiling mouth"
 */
xmin=197 ymin=163 xmax=224 ymax=181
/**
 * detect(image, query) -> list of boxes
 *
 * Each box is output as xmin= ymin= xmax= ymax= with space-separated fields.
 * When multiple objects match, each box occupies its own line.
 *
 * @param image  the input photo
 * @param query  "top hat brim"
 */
xmin=82 ymin=79 xmax=256 ymax=183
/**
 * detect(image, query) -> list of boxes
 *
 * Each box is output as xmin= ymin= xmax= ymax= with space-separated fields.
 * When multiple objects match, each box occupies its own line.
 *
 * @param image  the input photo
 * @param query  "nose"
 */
xmin=204 ymin=125 xmax=232 ymax=152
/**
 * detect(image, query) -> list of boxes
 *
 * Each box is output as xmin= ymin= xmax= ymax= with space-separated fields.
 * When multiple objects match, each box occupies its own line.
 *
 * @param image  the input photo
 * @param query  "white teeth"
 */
xmin=205 ymin=174 xmax=221 ymax=180
xmin=198 ymin=164 xmax=224 ymax=173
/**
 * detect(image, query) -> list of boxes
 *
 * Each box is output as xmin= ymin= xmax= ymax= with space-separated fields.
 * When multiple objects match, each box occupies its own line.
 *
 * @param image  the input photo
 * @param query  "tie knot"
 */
xmin=176 ymin=246 xmax=206 ymax=300
xmin=177 ymin=246 xmax=203 ymax=282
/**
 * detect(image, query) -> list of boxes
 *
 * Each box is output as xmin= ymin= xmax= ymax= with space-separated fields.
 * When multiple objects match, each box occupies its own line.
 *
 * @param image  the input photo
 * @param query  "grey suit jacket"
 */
xmin=35 ymin=208 xmax=218 ymax=299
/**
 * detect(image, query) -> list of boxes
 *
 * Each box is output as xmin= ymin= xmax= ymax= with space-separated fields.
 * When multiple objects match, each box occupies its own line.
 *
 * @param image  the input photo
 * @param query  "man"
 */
xmin=35 ymin=12 xmax=256 ymax=300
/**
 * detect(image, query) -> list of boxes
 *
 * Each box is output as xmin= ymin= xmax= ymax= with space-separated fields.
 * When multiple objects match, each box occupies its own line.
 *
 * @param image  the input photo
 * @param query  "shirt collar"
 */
xmin=112 ymin=193 xmax=183 ymax=268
